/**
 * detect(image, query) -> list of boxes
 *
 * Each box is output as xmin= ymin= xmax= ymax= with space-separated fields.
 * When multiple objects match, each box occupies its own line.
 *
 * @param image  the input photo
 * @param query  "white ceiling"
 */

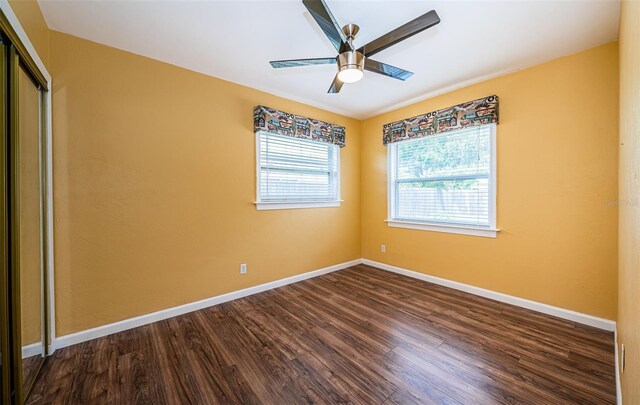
xmin=38 ymin=0 xmax=620 ymax=119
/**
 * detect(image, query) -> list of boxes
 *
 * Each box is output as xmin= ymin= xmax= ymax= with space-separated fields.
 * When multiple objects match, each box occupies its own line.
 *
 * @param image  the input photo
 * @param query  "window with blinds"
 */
xmin=388 ymin=124 xmax=496 ymax=230
xmin=256 ymin=131 xmax=340 ymax=207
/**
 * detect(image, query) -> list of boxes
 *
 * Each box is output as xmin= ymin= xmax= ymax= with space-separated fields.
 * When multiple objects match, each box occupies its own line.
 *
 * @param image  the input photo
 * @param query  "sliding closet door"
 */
xmin=0 ymin=12 xmax=51 ymax=404
xmin=16 ymin=56 xmax=44 ymax=398
xmin=6 ymin=45 xmax=46 ymax=403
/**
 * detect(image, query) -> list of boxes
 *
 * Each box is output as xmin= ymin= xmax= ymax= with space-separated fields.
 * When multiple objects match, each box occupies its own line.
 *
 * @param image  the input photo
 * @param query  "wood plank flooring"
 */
xmin=27 ymin=265 xmax=616 ymax=404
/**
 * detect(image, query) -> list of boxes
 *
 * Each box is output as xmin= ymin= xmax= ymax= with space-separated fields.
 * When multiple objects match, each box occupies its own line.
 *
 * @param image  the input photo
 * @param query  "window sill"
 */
xmin=386 ymin=219 xmax=500 ymax=238
xmin=255 ymin=201 xmax=342 ymax=211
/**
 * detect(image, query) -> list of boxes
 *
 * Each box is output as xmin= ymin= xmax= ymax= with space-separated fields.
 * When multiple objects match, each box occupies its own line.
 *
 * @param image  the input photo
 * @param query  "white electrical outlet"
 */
xmin=381 ymin=244 xmax=386 ymax=253
xmin=240 ymin=263 xmax=247 ymax=274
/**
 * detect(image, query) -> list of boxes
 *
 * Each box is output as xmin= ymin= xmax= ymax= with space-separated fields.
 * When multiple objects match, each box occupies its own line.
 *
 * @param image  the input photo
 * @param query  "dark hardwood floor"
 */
xmin=27 ymin=265 xmax=616 ymax=404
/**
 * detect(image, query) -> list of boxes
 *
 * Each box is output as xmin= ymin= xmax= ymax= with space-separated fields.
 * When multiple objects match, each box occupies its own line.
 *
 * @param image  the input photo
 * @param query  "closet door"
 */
xmin=17 ymin=55 xmax=44 ymax=400
xmin=8 ymin=46 xmax=46 ymax=403
xmin=0 ymin=12 xmax=51 ymax=404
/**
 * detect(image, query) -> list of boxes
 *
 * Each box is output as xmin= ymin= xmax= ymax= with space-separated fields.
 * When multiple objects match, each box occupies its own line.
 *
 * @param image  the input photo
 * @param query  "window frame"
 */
xmin=386 ymin=123 xmax=499 ymax=238
xmin=254 ymin=131 xmax=342 ymax=211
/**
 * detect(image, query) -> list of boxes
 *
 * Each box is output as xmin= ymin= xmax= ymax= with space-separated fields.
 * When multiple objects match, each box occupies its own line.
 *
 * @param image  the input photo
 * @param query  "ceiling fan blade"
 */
xmin=358 ymin=10 xmax=440 ymax=57
xmin=270 ymin=57 xmax=337 ymax=68
xmin=303 ymin=0 xmax=349 ymax=52
xmin=328 ymin=74 xmax=344 ymax=93
xmin=364 ymin=59 xmax=414 ymax=81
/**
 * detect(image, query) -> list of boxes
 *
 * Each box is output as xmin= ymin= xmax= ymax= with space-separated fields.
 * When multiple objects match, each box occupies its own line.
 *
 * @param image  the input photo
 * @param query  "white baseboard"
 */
xmin=361 ymin=259 xmax=616 ymax=332
xmin=22 ymin=342 xmax=44 ymax=359
xmin=615 ymin=327 xmax=622 ymax=405
xmin=53 ymin=257 xmax=616 ymax=352
xmin=53 ymin=259 xmax=361 ymax=351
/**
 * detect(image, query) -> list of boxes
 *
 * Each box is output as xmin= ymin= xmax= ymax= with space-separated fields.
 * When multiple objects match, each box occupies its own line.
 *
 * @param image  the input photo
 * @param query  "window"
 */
xmin=387 ymin=124 xmax=498 ymax=237
xmin=255 ymin=131 xmax=340 ymax=210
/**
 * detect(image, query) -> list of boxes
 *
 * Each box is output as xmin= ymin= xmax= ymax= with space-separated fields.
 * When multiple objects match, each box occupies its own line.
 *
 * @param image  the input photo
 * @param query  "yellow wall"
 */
xmin=8 ymin=0 xmax=49 ymax=68
xmin=361 ymin=43 xmax=619 ymax=320
xmin=49 ymin=31 xmax=361 ymax=336
xmin=618 ymin=1 xmax=640 ymax=402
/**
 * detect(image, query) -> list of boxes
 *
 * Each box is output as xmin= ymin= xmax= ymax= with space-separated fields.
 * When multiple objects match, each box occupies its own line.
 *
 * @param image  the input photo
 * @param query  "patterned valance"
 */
xmin=383 ymin=95 xmax=499 ymax=145
xmin=253 ymin=106 xmax=346 ymax=148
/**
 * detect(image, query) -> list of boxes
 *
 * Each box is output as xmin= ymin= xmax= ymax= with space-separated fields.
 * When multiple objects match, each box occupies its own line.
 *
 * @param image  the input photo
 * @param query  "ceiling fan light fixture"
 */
xmin=337 ymin=50 xmax=365 ymax=84
xmin=337 ymin=67 xmax=364 ymax=83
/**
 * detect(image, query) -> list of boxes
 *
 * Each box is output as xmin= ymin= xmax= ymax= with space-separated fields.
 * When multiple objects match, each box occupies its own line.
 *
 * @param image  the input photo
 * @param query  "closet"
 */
xmin=0 ymin=9 xmax=52 ymax=404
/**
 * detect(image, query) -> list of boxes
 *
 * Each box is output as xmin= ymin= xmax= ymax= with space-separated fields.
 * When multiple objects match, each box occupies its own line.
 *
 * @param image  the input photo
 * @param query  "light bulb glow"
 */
xmin=337 ymin=67 xmax=364 ymax=84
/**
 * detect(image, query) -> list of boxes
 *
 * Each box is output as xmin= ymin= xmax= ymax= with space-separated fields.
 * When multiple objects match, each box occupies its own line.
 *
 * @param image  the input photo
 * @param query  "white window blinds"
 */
xmin=389 ymin=125 xmax=494 ymax=228
xmin=257 ymin=131 xmax=339 ymax=202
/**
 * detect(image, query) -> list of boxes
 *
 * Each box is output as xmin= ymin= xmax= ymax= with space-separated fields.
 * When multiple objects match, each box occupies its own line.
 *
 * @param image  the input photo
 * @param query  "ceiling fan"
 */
xmin=269 ymin=0 xmax=441 ymax=93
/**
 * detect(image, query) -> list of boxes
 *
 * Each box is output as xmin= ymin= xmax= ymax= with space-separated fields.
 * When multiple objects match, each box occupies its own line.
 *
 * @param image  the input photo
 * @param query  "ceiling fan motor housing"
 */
xmin=338 ymin=50 xmax=365 ymax=73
